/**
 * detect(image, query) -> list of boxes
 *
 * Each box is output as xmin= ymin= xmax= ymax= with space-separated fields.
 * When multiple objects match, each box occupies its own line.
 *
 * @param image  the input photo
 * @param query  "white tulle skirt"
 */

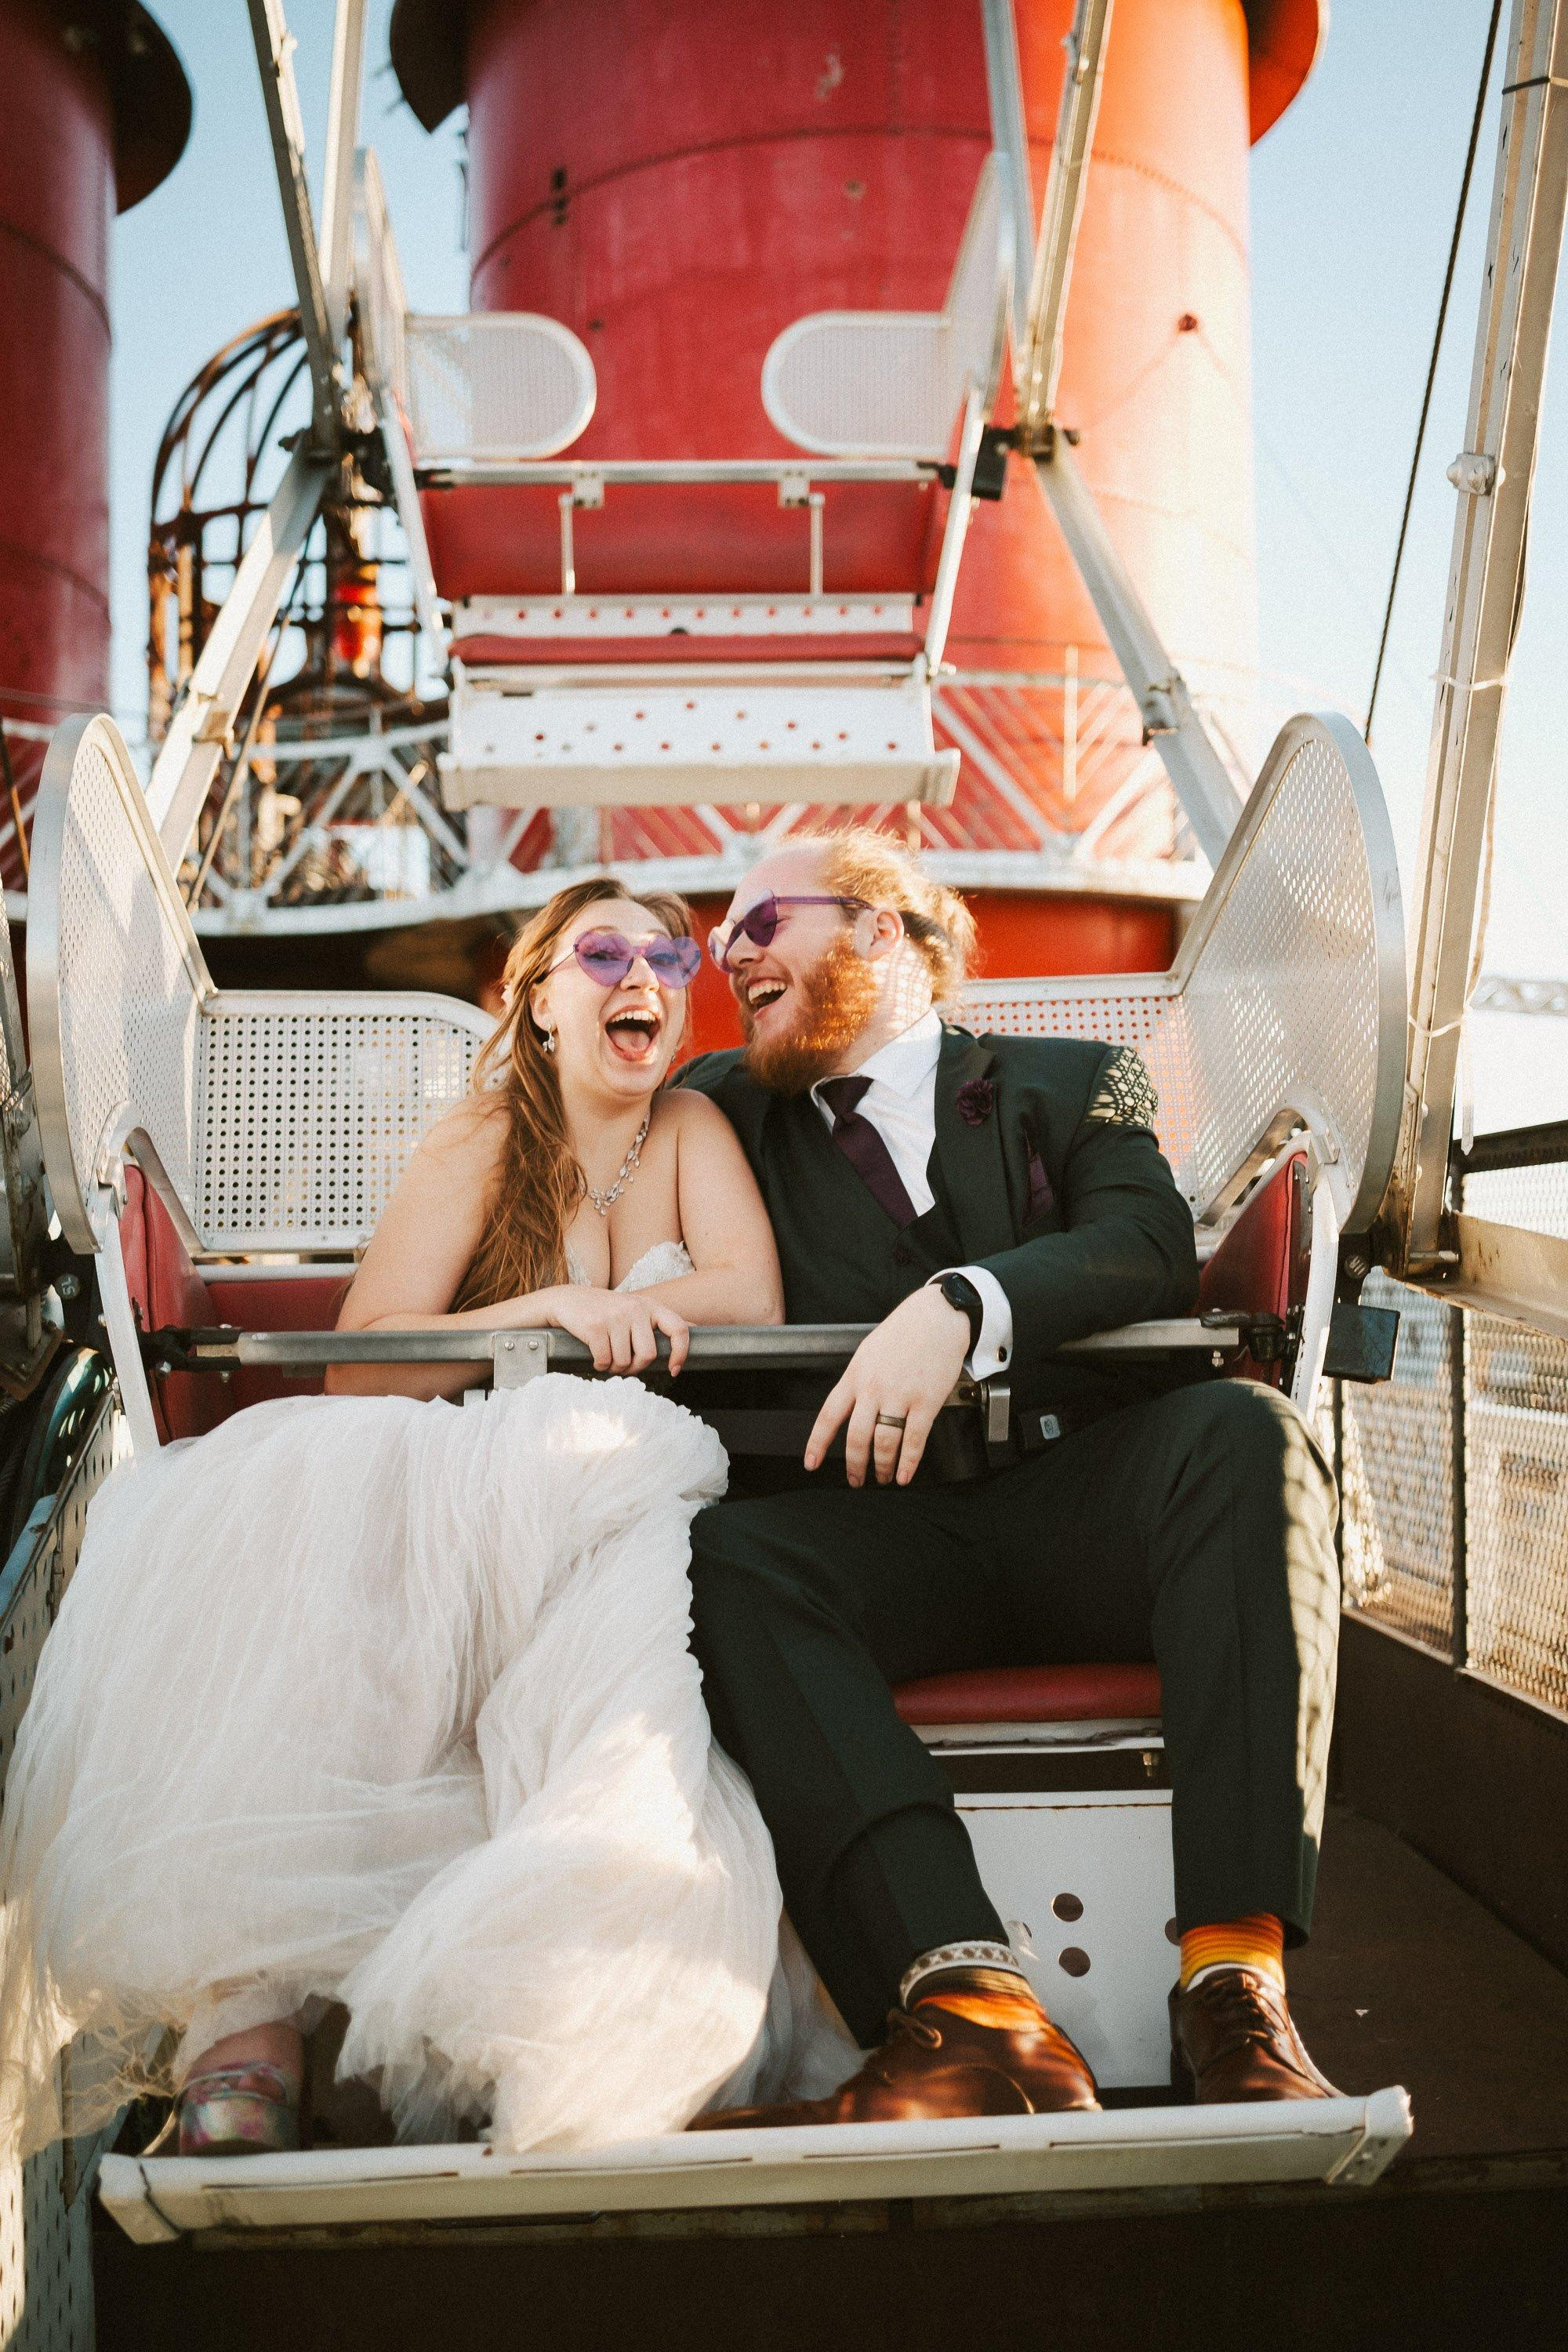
xmin=0 ymin=1377 xmax=853 ymax=2157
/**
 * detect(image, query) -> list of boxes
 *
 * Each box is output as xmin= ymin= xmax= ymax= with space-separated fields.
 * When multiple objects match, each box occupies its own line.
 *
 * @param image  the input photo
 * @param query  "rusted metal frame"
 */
xmin=319 ymin=0 xmax=368 ymax=345
xmin=145 ymin=448 xmax=332 ymax=869
xmin=981 ymin=0 xmax=1238 ymax=866
xmin=1392 ymin=0 xmax=1568 ymax=1272
xmin=979 ymin=0 xmax=1037 ymax=358
xmin=245 ymin=0 xmax=345 ymax=456
xmin=1015 ymin=0 xmax=1117 ymax=439
xmin=1454 ymin=1116 xmax=1568 ymax=1172
xmin=183 ymin=544 xmax=315 ymax=906
xmin=1432 ymin=1216 xmax=1568 ymax=1341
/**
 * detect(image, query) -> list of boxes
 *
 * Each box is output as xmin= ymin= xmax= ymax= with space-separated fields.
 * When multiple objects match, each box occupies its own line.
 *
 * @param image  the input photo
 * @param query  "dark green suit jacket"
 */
xmin=679 ymin=1025 xmax=1199 ymax=1420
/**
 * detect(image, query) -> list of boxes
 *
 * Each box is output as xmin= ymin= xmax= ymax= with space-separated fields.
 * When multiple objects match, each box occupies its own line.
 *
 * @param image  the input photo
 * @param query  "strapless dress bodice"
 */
xmin=564 ymin=1240 xmax=694 ymax=1292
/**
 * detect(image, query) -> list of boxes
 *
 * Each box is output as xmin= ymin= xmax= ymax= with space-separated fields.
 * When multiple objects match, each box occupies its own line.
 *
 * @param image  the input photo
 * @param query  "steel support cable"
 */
xmin=1365 ymin=0 xmax=1506 ymax=744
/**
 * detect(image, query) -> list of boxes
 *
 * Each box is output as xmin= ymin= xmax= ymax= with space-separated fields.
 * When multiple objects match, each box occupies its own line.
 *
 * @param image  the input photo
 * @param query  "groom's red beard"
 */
xmin=739 ymin=937 xmax=880 ymax=1095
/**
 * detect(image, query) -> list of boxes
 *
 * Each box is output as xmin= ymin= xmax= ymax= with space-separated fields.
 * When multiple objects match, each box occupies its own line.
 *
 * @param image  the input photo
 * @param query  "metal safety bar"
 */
xmin=413 ymin=458 xmax=938 ymax=490
xmin=138 ymin=1314 xmax=1269 ymax=1389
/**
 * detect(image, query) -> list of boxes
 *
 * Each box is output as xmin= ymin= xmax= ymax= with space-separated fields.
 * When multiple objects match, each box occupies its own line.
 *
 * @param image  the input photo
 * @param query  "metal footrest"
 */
xmin=99 ymin=2092 xmax=1413 ymax=2241
xmin=439 ymin=665 xmax=961 ymax=811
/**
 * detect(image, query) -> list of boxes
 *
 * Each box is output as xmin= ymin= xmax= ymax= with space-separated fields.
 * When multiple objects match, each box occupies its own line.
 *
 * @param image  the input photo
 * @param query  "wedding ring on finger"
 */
xmin=875 ymin=1413 xmax=909 ymax=1431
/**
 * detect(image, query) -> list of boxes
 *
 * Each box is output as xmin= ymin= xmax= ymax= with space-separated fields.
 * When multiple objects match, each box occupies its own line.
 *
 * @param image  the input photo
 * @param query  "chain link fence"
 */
xmin=1334 ymin=1137 xmax=1568 ymax=1715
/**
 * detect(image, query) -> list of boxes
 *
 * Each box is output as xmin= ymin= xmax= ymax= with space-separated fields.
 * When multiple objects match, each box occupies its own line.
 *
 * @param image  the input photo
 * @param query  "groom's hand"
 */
xmin=805 ymin=1288 xmax=971 ymax=1487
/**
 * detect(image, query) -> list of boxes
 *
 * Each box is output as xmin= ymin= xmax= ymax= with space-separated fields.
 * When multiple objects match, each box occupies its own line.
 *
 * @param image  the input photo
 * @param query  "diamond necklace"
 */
xmin=586 ymin=1112 xmax=651 ymax=1216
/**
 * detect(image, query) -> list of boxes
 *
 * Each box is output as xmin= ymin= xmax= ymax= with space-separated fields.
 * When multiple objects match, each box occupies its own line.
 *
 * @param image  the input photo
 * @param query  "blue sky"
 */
xmin=111 ymin=2 xmax=1563 ymax=1122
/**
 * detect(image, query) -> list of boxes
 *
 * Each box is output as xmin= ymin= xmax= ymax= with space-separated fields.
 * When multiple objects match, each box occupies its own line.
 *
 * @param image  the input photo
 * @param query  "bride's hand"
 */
xmin=532 ymin=1286 xmax=690 ymax=1376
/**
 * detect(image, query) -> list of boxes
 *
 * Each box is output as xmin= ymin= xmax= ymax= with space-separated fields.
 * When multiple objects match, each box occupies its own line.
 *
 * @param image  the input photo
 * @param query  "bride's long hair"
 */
xmin=453 ymin=876 xmax=695 ymax=1312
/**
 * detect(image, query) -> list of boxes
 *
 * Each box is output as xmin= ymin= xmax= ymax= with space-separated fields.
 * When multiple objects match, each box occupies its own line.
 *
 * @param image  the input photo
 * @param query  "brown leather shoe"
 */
xmin=1171 ymin=1968 xmax=1341 ymax=2102
xmin=690 ymin=2001 xmax=1101 ymax=2130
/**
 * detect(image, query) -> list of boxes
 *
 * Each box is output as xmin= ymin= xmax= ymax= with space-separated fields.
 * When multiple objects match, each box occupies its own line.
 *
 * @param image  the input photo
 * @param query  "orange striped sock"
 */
xmin=1179 ymin=1913 xmax=1285 ymax=1991
xmin=913 ymin=1966 xmax=1049 ymax=2033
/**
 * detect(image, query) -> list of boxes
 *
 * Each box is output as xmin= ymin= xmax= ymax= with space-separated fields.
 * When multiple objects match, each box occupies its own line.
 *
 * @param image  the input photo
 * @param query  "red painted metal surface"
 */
xmin=394 ymin=0 xmax=1316 ymax=975
xmin=894 ymin=1661 xmax=1163 ymax=1726
xmin=0 ymin=0 xmax=187 ymax=892
xmin=679 ymin=887 xmax=1172 ymax=1054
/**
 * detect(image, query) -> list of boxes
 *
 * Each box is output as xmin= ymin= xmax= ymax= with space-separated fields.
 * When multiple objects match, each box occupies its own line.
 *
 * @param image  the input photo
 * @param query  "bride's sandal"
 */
xmin=176 ymin=2060 xmax=300 ymax=2157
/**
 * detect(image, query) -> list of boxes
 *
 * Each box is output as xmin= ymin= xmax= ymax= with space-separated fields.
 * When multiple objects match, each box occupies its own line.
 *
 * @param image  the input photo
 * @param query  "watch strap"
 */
xmin=937 ymin=1271 xmax=984 ymax=1352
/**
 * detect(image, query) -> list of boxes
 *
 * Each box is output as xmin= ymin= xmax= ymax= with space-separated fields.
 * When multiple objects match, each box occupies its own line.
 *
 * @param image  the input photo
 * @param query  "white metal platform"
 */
xmin=441 ymin=662 xmax=962 ymax=811
xmin=98 ymin=2092 xmax=1412 ymax=2243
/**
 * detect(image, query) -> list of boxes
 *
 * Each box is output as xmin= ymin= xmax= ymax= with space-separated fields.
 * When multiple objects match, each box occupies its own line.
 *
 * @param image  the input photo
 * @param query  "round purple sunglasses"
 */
xmin=546 ymin=927 xmax=702 ymax=990
xmin=709 ymin=893 xmax=871 ymax=973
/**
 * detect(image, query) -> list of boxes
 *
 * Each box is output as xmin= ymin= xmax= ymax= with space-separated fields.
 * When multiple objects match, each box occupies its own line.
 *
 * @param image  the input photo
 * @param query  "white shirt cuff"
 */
xmin=931 ymin=1266 xmax=1014 ymax=1381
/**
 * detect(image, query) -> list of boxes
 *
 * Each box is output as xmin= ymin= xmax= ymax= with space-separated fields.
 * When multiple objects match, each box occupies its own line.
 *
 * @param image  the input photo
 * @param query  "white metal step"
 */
xmin=452 ymin=595 xmax=920 ymax=644
xmin=98 ymin=2092 xmax=1413 ymax=2243
xmin=439 ymin=666 xmax=961 ymax=811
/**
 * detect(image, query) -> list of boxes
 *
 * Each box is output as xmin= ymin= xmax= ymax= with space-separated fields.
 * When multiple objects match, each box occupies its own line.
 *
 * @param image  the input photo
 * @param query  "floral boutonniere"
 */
xmin=955 ymin=1076 xmax=996 ymax=1127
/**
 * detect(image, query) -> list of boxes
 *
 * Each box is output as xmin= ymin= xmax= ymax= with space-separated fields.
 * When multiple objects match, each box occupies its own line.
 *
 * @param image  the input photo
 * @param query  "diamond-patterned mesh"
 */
xmin=964 ymin=978 xmax=1200 ymax=1202
xmin=1335 ymin=1151 xmax=1568 ymax=1713
xmin=1456 ymin=1156 xmax=1568 ymax=1710
xmin=1463 ymin=1160 xmax=1568 ymax=1240
xmin=1466 ymin=1313 xmax=1568 ymax=1709
xmin=1339 ymin=1272 xmax=1457 ymax=1654
xmin=964 ymin=728 xmax=1392 ymax=1221
xmin=196 ymin=1002 xmax=485 ymax=1252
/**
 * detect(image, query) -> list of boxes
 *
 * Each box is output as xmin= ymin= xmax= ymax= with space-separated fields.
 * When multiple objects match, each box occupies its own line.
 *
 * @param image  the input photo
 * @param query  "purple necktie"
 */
xmin=817 ymin=1074 xmax=919 ymax=1229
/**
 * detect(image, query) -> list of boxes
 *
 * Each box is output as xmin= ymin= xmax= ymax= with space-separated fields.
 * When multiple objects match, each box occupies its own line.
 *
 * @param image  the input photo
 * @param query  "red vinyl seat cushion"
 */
xmin=1195 ymin=1148 xmax=1308 ymax=1388
xmin=119 ymin=1165 xmax=347 ymax=1436
xmin=894 ymin=1662 xmax=1162 ymax=1726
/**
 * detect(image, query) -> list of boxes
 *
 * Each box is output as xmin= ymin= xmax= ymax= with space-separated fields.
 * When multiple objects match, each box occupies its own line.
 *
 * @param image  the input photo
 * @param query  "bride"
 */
xmin=1 ymin=878 xmax=846 ymax=2160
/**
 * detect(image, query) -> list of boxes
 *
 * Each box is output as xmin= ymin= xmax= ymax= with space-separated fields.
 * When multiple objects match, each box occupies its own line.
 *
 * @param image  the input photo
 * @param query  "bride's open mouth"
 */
xmin=603 ymin=1001 xmax=664 ymax=1065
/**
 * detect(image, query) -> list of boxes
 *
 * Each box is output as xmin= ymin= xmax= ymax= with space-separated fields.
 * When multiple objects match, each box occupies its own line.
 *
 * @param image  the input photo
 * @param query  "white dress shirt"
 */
xmin=809 ymin=1010 xmax=1014 ymax=1380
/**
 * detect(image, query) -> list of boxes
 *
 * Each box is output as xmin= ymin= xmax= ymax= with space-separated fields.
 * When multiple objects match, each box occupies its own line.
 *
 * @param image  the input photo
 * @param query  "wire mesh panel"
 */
xmin=1179 ymin=723 xmax=1399 ymax=1227
xmin=963 ymin=977 xmax=1200 ymax=1201
xmin=195 ymin=996 xmax=489 ymax=1252
xmin=1464 ymin=1160 xmax=1568 ymax=1240
xmin=964 ymin=715 xmax=1405 ymax=1225
xmin=1339 ymin=1273 xmax=1457 ymax=1655
xmin=405 ymin=316 xmax=596 ymax=463
xmin=1466 ymin=1313 xmax=1568 ymax=1709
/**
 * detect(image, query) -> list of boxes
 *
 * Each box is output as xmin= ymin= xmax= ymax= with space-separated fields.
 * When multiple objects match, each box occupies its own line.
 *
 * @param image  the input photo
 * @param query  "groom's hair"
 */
xmin=805 ymin=826 xmax=978 ymax=1011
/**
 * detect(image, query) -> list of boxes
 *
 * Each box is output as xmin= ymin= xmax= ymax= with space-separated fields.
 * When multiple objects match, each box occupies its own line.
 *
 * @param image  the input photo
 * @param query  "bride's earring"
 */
xmin=540 ymin=1027 xmax=556 ymax=1055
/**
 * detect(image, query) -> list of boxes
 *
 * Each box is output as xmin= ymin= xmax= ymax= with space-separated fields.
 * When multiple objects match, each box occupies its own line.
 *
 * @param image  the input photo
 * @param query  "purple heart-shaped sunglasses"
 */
xmin=546 ymin=927 xmax=703 ymax=989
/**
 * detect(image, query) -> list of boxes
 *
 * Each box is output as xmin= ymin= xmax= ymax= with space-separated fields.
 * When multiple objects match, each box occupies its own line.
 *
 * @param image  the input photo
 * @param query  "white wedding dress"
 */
xmin=0 ymin=1242 xmax=854 ymax=2158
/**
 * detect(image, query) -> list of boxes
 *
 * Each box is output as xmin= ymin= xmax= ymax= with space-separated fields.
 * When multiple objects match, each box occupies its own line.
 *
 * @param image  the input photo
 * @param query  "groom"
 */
xmin=677 ymin=827 xmax=1341 ymax=2122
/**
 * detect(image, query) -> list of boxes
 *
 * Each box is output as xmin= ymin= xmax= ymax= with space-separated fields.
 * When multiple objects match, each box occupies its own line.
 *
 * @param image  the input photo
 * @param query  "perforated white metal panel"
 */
xmin=764 ymin=315 xmax=972 ymax=462
xmin=963 ymin=976 xmax=1199 ymax=1198
xmin=763 ymin=156 xmax=1009 ymax=459
xmin=28 ymin=716 xmax=209 ymax=1254
xmin=963 ymin=716 xmax=1404 ymax=1225
xmin=405 ymin=314 xmax=597 ymax=463
xmin=195 ymin=996 xmax=488 ymax=1252
xmin=1181 ymin=731 xmax=1387 ymax=1217
xmin=444 ymin=671 xmax=962 ymax=812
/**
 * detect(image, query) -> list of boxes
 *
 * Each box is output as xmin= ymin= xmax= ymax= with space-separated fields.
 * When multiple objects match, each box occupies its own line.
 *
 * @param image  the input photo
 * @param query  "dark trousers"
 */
xmin=688 ymin=1379 xmax=1340 ymax=2046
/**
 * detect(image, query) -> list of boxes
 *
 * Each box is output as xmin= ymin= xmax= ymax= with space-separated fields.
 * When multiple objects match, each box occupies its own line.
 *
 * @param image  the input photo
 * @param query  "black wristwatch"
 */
xmin=936 ymin=1271 xmax=985 ymax=1354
